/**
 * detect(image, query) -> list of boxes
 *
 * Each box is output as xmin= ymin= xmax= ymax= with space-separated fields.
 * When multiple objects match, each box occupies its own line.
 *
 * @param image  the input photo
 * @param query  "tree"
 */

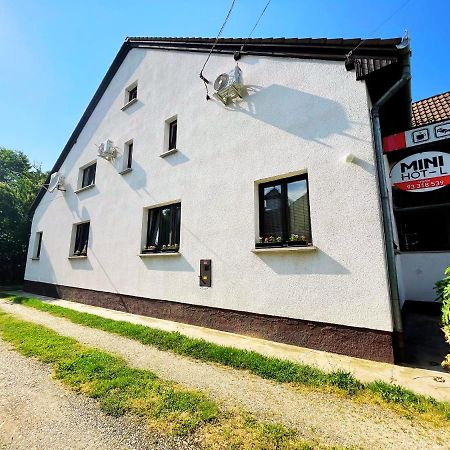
xmin=0 ymin=148 xmax=48 ymax=283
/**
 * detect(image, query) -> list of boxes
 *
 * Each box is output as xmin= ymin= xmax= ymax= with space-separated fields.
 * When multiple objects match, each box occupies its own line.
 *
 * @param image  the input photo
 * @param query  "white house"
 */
xmin=24 ymin=37 xmax=414 ymax=363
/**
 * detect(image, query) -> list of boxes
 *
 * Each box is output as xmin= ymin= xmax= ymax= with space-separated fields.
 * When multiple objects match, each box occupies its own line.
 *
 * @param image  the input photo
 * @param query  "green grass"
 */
xmin=2 ymin=293 xmax=450 ymax=424
xmin=0 ymin=311 xmax=322 ymax=449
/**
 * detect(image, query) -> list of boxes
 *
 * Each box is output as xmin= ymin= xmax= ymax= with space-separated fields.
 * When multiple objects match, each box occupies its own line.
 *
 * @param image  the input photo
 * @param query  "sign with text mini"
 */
xmin=390 ymin=151 xmax=450 ymax=193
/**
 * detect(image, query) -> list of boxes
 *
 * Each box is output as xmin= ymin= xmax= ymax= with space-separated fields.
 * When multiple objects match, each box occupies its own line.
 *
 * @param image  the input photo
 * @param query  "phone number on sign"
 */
xmin=405 ymin=179 xmax=444 ymax=190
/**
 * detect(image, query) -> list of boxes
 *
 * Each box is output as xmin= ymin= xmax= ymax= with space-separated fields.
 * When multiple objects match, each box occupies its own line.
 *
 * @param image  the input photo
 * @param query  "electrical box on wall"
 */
xmin=199 ymin=259 xmax=212 ymax=287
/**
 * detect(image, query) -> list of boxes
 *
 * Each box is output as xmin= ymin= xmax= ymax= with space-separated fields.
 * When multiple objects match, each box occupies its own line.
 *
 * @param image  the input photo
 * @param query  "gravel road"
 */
xmin=1 ymin=301 xmax=449 ymax=449
xmin=0 ymin=339 xmax=197 ymax=450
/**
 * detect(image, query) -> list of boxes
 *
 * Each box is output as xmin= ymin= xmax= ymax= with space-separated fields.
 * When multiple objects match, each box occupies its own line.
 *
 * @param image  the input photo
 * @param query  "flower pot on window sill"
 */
xmin=255 ymin=242 xmax=284 ymax=249
xmin=255 ymin=241 xmax=312 ymax=249
xmin=142 ymin=246 xmax=157 ymax=254
xmin=161 ymin=245 xmax=179 ymax=253
xmin=288 ymin=241 xmax=311 ymax=247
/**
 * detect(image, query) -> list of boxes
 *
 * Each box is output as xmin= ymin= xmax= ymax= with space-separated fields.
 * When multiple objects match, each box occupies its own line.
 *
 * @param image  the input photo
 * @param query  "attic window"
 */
xmin=122 ymin=81 xmax=138 ymax=110
xmin=128 ymin=85 xmax=137 ymax=102
xmin=161 ymin=116 xmax=178 ymax=157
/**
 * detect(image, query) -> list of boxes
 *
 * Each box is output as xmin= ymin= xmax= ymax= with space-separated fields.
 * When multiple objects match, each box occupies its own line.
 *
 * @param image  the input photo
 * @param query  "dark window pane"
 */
xmin=258 ymin=175 xmax=312 ymax=246
xmin=173 ymin=204 xmax=181 ymax=245
xmin=128 ymin=86 xmax=137 ymax=102
xmin=169 ymin=120 xmax=177 ymax=150
xmin=36 ymin=232 xmax=43 ymax=258
xmin=397 ymin=207 xmax=450 ymax=251
xmin=145 ymin=203 xmax=181 ymax=252
xmin=127 ymin=142 xmax=133 ymax=169
xmin=73 ymin=222 xmax=90 ymax=256
xmin=158 ymin=207 xmax=172 ymax=246
xmin=262 ymin=185 xmax=283 ymax=240
xmin=287 ymin=179 xmax=311 ymax=242
xmin=82 ymin=163 xmax=96 ymax=188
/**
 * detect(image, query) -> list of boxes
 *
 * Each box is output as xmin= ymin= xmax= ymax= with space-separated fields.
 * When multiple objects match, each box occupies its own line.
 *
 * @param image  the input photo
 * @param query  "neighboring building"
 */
xmin=24 ymin=36 xmax=415 ymax=363
xmin=383 ymin=90 xmax=450 ymax=303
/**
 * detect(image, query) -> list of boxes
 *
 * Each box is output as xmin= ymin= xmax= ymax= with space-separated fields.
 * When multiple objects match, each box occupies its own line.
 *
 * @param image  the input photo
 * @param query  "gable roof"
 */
xmin=31 ymin=36 xmax=404 ymax=213
xmin=411 ymin=91 xmax=450 ymax=127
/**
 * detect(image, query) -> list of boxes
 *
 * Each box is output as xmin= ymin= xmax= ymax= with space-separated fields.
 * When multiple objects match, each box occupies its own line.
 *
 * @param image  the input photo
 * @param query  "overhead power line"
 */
xmin=199 ymin=0 xmax=237 ymax=100
xmin=347 ymin=0 xmax=411 ymax=57
xmin=240 ymin=0 xmax=272 ymax=54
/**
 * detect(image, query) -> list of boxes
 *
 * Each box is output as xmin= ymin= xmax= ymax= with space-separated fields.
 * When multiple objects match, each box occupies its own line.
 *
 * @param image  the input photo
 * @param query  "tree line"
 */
xmin=0 ymin=148 xmax=48 ymax=283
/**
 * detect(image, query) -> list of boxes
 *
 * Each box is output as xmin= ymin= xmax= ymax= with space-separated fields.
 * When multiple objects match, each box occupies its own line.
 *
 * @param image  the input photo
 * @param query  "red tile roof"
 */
xmin=412 ymin=91 xmax=450 ymax=127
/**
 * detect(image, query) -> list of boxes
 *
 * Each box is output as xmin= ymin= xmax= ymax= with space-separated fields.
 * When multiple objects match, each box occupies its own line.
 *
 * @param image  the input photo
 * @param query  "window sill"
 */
xmin=74 ymin=184 xmax=95 ymax=194
xmin=252 ymin=246 xmax=317 ymax=254
xmin=160 ymin=148 xmax=178 ymax=158
xmin=31 ymin=257 xmax=40 ymax=261
xmin=139 ymin=252 xmax=181 ymax=257
xmin=68 ymin=255 xmax=88 ymax=259
xmin=121 ymin=97 xmax=138 ymax=111
xmin=119 ymin=167 xmax=133 ymax=175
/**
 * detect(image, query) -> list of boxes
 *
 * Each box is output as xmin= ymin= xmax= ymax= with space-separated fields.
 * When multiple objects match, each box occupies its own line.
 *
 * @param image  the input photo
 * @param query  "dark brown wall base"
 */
xmin=23 ymin=279 xmax=394 ymax=363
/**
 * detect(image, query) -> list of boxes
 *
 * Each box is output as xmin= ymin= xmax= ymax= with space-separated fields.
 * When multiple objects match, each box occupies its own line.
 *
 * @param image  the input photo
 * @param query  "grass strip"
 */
xmin=0 ymin=310 xmax=321 ymax=450
xmin=3 ymin=293 xmax=450 ymax=424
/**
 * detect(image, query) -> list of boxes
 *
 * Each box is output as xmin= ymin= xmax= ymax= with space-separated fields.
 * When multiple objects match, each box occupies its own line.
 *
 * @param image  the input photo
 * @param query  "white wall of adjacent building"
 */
xmin=397 ymin=253 xmax=450 ymax=302
xmin=25 ymin=47 xmax=394 ymax=332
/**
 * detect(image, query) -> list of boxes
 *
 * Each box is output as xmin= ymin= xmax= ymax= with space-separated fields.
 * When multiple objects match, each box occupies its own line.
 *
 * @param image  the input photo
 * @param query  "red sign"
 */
xmin=383 ymin=120 xmax=450 ymax=153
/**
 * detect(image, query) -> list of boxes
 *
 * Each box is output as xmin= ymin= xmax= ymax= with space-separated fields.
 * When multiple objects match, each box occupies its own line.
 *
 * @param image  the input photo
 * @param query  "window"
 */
xmin=143 ymin=203 xmax=181 ymax=253
xmin=72 ymin=222 xmax=90 ymax=256
xmin=396 ymin=207 xmax=450 ymax=251
xmin=33 ymin=232 xmax=43 ymax=259
xmin=123 ymin=81 xmax=138 ymax=108
xmin=81 ymin=163 xmax=96 ymax=188
xmin=123 ymin=140 xmax=133 ymax=171
xmin=257 ymin=174 xmax=312 ymax=247
xmin=168 ymin=119 xmax=177 ymax=150
xmin=128 ymin=85 xmax=137 ymax=102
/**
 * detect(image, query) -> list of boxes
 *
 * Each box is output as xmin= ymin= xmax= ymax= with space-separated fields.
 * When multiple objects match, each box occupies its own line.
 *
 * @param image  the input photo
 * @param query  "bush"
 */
xmin=435 ymin=267 xmax=450 ymax=371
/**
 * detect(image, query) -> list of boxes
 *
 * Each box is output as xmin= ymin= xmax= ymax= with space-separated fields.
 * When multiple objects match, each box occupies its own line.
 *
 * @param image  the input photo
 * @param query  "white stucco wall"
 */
xmin=397 ymin=253 xmax=450 ymax=302
xmin=25 ymin=48 xmax=393 ymax=331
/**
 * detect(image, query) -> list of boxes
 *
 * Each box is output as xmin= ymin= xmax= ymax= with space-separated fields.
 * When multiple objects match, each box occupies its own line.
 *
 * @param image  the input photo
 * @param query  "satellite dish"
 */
xmin=214 ymin=73 xmax=229 ymax=91
xmin=47 ymin=172 xmax=65 ymax=192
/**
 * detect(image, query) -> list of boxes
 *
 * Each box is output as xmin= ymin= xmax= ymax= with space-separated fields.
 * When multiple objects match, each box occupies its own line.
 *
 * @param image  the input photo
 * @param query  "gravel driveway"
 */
xmin=0 ymin=339 xmax=197 ymax=450
xmin=1 ymin=301 xmax=449 ymax=449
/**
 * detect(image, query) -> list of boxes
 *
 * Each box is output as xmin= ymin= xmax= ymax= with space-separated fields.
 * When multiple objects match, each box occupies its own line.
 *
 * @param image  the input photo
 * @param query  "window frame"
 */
xmin=122 ymin=81 xmax=138 ymax=110
xmin=128 ymin=85 xmax=137 ymax=103
xmin=256 ymin=173 xmax=313 ymax=248
xmin=33 ymin=231 xmax=43 ymax=259
xmin=121 ymin=139 xmax=133 ymax=171
xmin=168 ymin=119 xmax=177 ymax=151
xmin=142 ymin=203 xmax=181 ymax=254
xmin=72 ymin=221 xmax=90 ymax=257
xmin=81 ymin=162 xmax=96 ymax=189
xmin=126 ymin=141 xmax=133 ymax=169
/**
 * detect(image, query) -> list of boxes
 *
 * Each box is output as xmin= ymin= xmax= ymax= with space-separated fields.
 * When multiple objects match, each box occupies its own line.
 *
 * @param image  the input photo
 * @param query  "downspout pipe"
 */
xmin=370 ymin=49 xmax=411 ymax=361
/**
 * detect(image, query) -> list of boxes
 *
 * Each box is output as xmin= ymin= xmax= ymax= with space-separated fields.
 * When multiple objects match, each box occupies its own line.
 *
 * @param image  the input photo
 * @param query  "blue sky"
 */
xmin=1 ymin=0 xmax=448 ymax=170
